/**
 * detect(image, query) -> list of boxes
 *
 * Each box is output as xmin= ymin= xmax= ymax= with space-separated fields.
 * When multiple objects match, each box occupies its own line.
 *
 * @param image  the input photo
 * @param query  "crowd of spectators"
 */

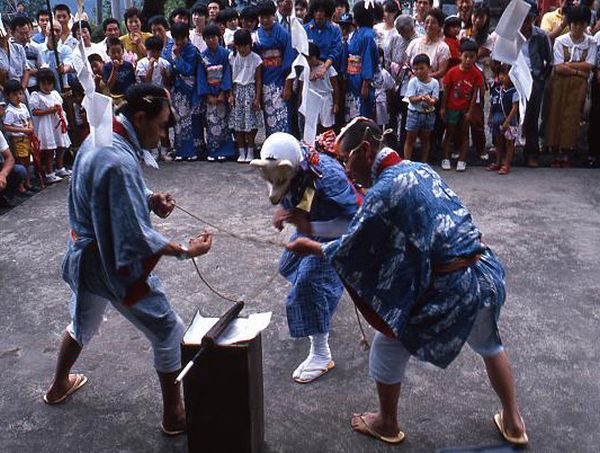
xmin=1 ymin=0 xmax=600 ymax=208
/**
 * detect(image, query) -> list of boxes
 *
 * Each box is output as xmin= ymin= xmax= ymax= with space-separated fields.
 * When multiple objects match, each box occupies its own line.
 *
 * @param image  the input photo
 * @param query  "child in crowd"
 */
xmin=487 ymin=64 xmax=519 ymax=175
xmin=171 ymin=22 xmax=202 ymax=161
xmin=403 ymin=53 xmax=439 ymax=163
xmin=103 ymin=37 xmax=136 ymax=108
xmin=440 ymin=39 xmax=483 ymax=172
xmin=229 ymin=29 xmax=263 ymax=163
xmin=88 ymin=54 xmax=110 ymax=96
xmin=240 ymin=6 xmax=259 ymax=43
xmin=299 ymin=43 xmax=338 ymax=133
xmin=444 ymin=15 xmax=461 ymax=69
xmin=29 ymin=69 xmax=72 ymax=184
xmin=70 ymin=81 xmax=90 ymax=149
xmin=373 ymin=48 xmax=395 ymax=129
xmin=2 ymin=80 xmax=34 ymax=192
xmin=190 ymin=3 xmax=208 ymax=52
xmin=200 ymin=24 xmax=235 ymax=161
xmin=344 ymin=1 xmax=379 ymax=121
xmin=222 ymin=8 xmax=240 ymax=49
xmin=254 ymin=1 xmax=295 ymax=135
xmin=136 ymin=36 xmax=172 ymax=87
xmin=295 ymin=0 xmax=309 ymax=22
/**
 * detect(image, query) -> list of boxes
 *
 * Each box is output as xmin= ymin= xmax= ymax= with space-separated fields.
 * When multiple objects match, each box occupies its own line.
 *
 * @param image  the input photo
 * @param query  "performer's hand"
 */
xmin=273 ymin=208 xmax=290 ymax=231
xmin=286 ymin=208 xmax=312 ymax=235
xmin=286 ymin=237 xmax=323 ymax=257
xmin=149 ymin=192 xmax=175 ymax=218
xmin=188 ymin=233 xmax=213 ymax=257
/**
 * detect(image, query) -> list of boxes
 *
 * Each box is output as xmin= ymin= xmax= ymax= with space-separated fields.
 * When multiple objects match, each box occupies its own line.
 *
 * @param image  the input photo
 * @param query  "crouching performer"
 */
xmin=250 ymin=132 xmax=360 ymax=383
xmin=287 ymin=118 xmax=528 ymax=445
xmin=44 ymin=84 xmax=213 ymax=436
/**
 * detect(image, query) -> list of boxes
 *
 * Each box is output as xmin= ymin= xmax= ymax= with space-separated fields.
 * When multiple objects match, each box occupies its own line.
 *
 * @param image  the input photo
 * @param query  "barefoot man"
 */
xmin=44 ymin=84 xmax=213 ymax=436
xmin=287 ymin=117 xmax=528 ymax=446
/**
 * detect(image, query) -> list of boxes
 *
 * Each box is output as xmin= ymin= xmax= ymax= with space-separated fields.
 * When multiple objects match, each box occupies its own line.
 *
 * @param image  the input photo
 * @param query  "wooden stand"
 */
xmin=181 ymin=335 xmax=264 ymax=453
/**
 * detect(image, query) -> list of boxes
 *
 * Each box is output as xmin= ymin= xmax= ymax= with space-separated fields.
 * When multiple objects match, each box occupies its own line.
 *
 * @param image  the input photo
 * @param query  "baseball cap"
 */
xmin=338 ymin=12 xmax=353 ymax=25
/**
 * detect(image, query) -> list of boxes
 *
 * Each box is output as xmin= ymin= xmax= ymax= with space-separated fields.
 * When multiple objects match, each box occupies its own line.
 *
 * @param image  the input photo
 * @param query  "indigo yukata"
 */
xmin=171 ymin=42 xmax=204 ymax=159
xmin=279 ymin=149 xmax=360 ymax=338
xmin=343 ymin=26 xmax=378 ymax=121
xmin=322 ymin=158 xmax=506 ymax=368
xmin=200 ymin=45 xmax=235 ymax=159
xmin=253 ymin=23 xmax=295 ymax=135
xmin=62 ymin=115 xmax=185 ymax=373
xmin=304 ymin=19 xmax=343 ymax=70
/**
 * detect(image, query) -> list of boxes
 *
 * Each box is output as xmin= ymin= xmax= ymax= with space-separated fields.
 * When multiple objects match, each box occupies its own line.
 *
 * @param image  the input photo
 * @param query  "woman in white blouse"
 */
xmin=405 ymin=8 xmax=451 ymax=80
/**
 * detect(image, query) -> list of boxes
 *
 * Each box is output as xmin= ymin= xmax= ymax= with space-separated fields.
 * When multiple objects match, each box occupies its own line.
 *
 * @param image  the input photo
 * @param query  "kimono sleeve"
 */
xmin=326 ymin=25 xmax=343 ymax=65
xmin=196 ymin=55 xmax=208 ymax=96
xmin=280 ymin=27 xmax=296 ymax=72
xmin=99 ymin=164 xmax=170 ymax=269
xmin=220 ymin=48 xmax=232 ymax=91
xmin=175 ymin=45 xmax=198 ymax=77
xmin=360 ymin=33 xmax=378 ymax=81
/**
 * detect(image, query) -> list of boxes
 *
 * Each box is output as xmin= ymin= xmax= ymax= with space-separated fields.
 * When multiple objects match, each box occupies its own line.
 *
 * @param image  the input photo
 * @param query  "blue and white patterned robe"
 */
xmin=279 ymin=150 xmax=360 ymax=337
xmin=322 ymin=160 xmax=506 ymax=367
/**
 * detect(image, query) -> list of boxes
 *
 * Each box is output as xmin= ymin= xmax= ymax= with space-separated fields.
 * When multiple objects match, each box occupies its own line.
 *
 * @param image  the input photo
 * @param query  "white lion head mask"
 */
xmin=250 ymin=132 xmax=304 ymax=205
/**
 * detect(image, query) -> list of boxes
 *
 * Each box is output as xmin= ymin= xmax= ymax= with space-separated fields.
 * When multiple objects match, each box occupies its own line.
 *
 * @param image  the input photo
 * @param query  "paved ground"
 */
xmin=1 ymin=162 xmax=599 ymax=453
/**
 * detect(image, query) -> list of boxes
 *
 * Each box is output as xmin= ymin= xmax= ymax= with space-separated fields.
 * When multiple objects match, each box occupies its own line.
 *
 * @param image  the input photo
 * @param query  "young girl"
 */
xmin=444 ymin=15 xmax=461 ymax=69
xmin=487 ymin=64 xmax=519 ymax=175
xmin=29 ymin=68 xmax=72 ymax=184
xmin=200 ymin=24 xmax=235 ymax=161
xmin=2 ymin=80 xmax=35 ymax=191
xmin=372 ymin=48 xmax=395 ymax=129
xmin=171 ymin=23 xmax=202 ymax=161
xmin=344 ymin=1 xmax=379 ymax=121
xmin=254 ymin=1 xmax=295 ymax=135
xmin=229 ymin=29 xmax=263 ymax=163
xmin=103 ymin=38 xmax=136 ymax=109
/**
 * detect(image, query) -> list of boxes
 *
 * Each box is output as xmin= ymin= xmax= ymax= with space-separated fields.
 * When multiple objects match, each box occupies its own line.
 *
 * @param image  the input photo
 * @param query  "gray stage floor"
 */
xmin=1 ymin=162 xmax=599 ymax=452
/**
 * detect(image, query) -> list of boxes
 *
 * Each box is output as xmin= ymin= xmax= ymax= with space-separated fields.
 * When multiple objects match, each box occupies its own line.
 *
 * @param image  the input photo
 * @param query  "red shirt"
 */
xmin=442 ymin=64 xmax=484 ymax=111
xmin=444 ymin=37 xmax=461 ymax=69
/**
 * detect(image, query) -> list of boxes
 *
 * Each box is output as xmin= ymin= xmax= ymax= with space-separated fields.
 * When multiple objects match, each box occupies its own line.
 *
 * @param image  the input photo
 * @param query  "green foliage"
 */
xmin=164 ymin=0 xmax=185 ymax=18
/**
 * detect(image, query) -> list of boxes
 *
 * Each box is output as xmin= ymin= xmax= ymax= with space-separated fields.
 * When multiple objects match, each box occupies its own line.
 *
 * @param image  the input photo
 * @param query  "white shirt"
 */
xmin=190 ymin=30 xmax=207 ymax=53
xmin=308 ymin=64 xmax=337 ymax=97
xmin=405 ymin=37 xmax=451 ymax=72
xmin=229 ymin=51 xmax=262 ymax=85
xmin=224 ymin=27 xmax=239 ymax=47
xmin=136 ymin=57 xmax=171 ymax=87
xmin=553 ymin=33 xmax=597 ymax=65
xmin=0 ymin=130 xmax=8 ymax=151
xmin=4 ymin=103 xmax=31 ymax=137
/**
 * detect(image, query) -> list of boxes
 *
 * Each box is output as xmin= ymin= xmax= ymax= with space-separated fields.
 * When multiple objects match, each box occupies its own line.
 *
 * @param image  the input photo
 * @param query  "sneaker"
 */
xmin=55 ymin=167 xmax=71 ymax=177
xmin=186 ymin=156 xmax=198 ymax=162
xmin=217 ymin=155 xmax=227 ymax=162
xmin=207 ymin=156 xmax=216 ymax=162
xmin=451 ymin=152 xmax=459 ymax=159
xmin=456 ymin=160 xmax=467 ymax=172
xmin=174 ymin=156 xmax=183 ymax=162
xmin=480 ymin=152 xmax=489 ymax=161
xmin=45 ymin=173 xmax=63 ymax=184
xmin=441 ymin=159 xmax=451 ymax=170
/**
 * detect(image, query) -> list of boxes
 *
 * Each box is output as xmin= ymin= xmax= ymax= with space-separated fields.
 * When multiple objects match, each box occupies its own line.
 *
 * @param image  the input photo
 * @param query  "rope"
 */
xmin=174 ymin=204 xmax=287 ymax=248
xmin=177 ymin=203 xmax=370 ymax=350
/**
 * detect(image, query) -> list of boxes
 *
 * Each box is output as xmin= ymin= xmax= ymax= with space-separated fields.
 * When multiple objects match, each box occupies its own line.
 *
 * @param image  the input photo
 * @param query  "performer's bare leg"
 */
xmin=483 ymin=351 xmax=525 ymax=437
xmin=45 ymin=330 xmax=83 ymax=400
xmin=350 ymin=381 xmax=402 ymax=437
xmin=157 ymin=371 xmax=186 ymax=431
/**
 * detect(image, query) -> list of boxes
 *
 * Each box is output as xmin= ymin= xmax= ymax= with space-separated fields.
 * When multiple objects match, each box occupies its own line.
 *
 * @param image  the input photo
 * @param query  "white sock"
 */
xmin=246 ymin=147 xmax=254 ymax=161
xmin=292 ymin=333 xmax=332 ymax=381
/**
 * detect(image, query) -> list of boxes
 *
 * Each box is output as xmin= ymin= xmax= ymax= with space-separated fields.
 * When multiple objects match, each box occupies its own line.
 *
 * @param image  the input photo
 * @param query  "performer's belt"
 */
xmin=433 ymin=254 xmax=481 ymax=276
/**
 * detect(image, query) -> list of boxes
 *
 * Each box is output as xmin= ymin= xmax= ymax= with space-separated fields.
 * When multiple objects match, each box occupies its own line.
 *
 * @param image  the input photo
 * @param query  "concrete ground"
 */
xmin=1 ymin=162 xmax=599 ymax=453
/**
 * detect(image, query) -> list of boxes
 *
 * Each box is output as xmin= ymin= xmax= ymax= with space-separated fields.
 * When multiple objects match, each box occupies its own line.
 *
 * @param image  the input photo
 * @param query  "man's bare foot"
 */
xmin=502 ymin=411 xmax=526 ymax=438
xmin=351 ymin=411 xmax=400 ymax=438
xmin=44 ymin=373 xmax=88 ymax=404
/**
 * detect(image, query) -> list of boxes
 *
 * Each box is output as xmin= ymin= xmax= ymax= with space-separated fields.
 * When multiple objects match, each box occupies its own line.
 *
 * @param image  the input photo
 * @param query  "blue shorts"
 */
xmin=405 ymin=109 xmax=436 ymax=132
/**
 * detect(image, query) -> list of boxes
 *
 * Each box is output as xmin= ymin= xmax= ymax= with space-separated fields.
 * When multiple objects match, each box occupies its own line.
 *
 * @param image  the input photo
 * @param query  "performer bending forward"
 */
xmin=288 ymin=118 xmax=528 ymax=445
xmin=251 ymin=132 xmax=360 ymax=383
xmin=44 ymin=84 xmax=213 ymax=436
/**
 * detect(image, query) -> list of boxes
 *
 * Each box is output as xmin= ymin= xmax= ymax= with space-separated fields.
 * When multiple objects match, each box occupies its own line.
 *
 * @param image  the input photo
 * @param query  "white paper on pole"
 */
xmin=509 ymin=52 xmax=533 ymax=124
xmin=492 ymin=34 xmax=526 ymax=65
xmin=0 ymin=14 xmax=7 ymax=37
xmin=494 ymin=0 xmax=531 ymax=42
xmin=82 ymin=92 xmax=113 ymax=148
xmin=182 ymin=310 xmax=272 ymax=346
xmin=302 ymin=89 xmax=324 ymax=145
xmin=290 ymin=16 xmax=309 ymax=56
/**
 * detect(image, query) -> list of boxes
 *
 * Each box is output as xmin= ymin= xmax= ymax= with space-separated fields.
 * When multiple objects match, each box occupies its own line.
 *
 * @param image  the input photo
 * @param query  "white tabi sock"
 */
xmin=292 ymin=333 xmax=333 ymax=383
xmin=245 ymin=147 xmax=255 ymax=162
xmin=237 ymin=148 xmax=246 ymax=162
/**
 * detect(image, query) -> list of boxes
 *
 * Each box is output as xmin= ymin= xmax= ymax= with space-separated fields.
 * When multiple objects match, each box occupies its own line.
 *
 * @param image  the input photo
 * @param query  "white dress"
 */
xmin=30 ymin=90 xmax=71 ymax=150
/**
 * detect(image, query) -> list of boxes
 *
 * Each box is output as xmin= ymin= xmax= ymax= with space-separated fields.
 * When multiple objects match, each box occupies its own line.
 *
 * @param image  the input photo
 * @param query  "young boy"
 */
xmin=136 ymin=36 xmax=171 ymax=87
xmin=103 ymin=37 xmax=136 ymax=108
xmin=2 ymin=80 xmax=34 ymax=192
xmin=88 ymin=54 xmax=110 ymax=96
xmin=299 ymin=43 xmax=338 ymax=133
xmin=403 ymin=53 xmax=439 ymax=163
xmin=440 ymin=39 xmax=483 ymax=172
